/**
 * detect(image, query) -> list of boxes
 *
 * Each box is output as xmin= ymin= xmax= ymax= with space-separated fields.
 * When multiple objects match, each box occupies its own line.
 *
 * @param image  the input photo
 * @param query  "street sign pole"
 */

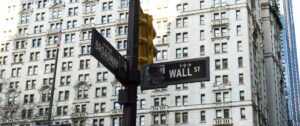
xmin=123 ymin=0 xmax=140 ymax=125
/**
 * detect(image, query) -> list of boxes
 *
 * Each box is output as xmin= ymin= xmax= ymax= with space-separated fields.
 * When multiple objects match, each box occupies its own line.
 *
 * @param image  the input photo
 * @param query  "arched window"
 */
xmin=7 ymin=92 xmax=17 ymax=105
xmin=41 ymin=88 xmax=51 ymax=102
xmin=77 ymin=85 xmax=89 ymax=99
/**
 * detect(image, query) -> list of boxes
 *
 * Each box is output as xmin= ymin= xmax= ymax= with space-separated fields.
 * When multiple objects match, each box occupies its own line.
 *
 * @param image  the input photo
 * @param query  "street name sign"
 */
xmin=91 ymin=28 xmax=128 ymax=85
xmin=140 ymin=57 xmax=210 ymax=90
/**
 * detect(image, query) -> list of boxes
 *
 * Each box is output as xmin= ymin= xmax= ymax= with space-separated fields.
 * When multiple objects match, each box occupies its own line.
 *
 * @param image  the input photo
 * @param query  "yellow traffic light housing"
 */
xmin=138 ymin=9 xmax=157 ymax=71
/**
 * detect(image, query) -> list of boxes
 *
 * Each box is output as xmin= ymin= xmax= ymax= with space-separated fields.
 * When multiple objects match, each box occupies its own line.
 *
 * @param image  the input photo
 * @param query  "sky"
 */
xmin=292 ymin=0 xmax=300 ymax=65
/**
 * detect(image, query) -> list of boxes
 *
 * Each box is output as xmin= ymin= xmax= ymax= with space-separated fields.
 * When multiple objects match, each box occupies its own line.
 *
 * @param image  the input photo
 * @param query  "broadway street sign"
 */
xmin=91 ymin=28 xmax=128 ymax=85
xmin=140 ymin=57 xmax=210 ymax=90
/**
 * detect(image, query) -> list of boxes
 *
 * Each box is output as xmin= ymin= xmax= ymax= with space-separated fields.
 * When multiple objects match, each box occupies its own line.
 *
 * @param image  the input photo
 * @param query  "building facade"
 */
xmin=281 ymin=0 xmax=300 ymax=125
xmin=0 ymin=0 xmax=286 ymax=126
xmin=0 ymin=0 xmax=21 ymax=43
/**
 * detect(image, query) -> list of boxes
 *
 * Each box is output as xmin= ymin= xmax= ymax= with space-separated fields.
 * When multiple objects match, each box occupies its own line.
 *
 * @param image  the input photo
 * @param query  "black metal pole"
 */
xmin=123 ymin=0 xmax=140 ymax=125
xmin=48 ymin=19 xmax=63 ymax=126
xmin=47 ymin=47 xmax=59 ymax=125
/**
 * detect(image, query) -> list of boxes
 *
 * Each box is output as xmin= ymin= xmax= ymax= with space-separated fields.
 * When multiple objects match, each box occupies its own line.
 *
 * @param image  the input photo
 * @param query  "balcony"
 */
xmin=213 ymin=118 xmax=233 ymax=126
xmin=1 ymin=119 xmax=14 ymax=125
xmin=33 ymin=115 xmax=48 ymax=121
xmin=14 ymin=33 xmax=27 ymax=39
xmin=71 ymin=112 xmax=88 ymax=118
xmin=151 ymin=105 xmax=168 ymax=112
xmin=47 ymin=29 xmax=60 ymax=34
xmin=116 ymin=18 xmax=128 ymax=24
xmin=111 ymin=109 xmax=123 ymax=115
xmin=81 ymin=23 xmax=95 ymax=30
xmin=212 ymin=18 xmax=229 ymax=27
xmin=212 ymin=83 xmax=232 ymax=91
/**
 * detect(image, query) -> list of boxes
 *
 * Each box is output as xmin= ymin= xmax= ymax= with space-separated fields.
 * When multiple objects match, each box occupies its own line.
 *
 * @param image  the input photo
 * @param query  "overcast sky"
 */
xmin=292 ymin=0 xmax=300 ymax=64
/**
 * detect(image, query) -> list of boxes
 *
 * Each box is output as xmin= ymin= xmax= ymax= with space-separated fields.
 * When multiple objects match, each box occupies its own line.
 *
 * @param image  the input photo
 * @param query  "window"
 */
xmin=223 ymin=75 xmax=228 ymax=85
xmin=85 ymin=3 xmax=96 ymax=13
xmin=27 ymin=66 xmax=38 ymax=75
xmin=175 ymin=96 xmax=181 ymax=106
xmin=13 ymin=54 xmax=24 ymax=63
xmin=214 ymin=0 xmax=220 ymax=7
xmin=139 ymin=116 xmax=145 ymax=126
xmin=77 ymin=85 xmax=89 ymax=99
xmin=200 ymin=111 xmax=206 ymax=122
xmin=70 ymin=0 xmax=79 ymax=3
xmin=118 ymin=26 xmax=128 ymax=35
xmin=200 ymin=15 xmax=204 ymax=25
xmin=183 ymin=33 xmax=188 ymax=42
xmin=140 ymin=99 xmax=146 ymax=109
xmin=37 ymin=0 xmax=47 ymax=8
xmin=214 ymin=28 xmax=220 ymax=37
xmin=241 ymin=108 xmax=246 ymax=119
xmin=103 ymin=2 xmax=108 ymax=10
xmin=177 ymin=4 xmax=182 ymax=12
xmin=67 ymin=20 xmax=77 ymax=29
xmin=36 ymin=12 xmax=46 ymax=21
xmin=183 ymin=96 xmax=188 ymax=105
xmin=238 ymin=57 xmax=243 ymax=68
xmin=240 ymin=91 xmax=245 ymax=101
xmin=84 ymin=17 xmax=95 ymax=24
xmin=200 ymin=30 xmax=205 ymax=40
xmin=0 ymin=56 xmax=8 ymax=65
xmin=108 ymin=2 xmax=113 ymax=10
xmin=183 ymin=3 xmax=188 ymax=12
xmin=216 ymin=110 xmax=222 ymax=118
xmin=34 ymin=25 xmax=43 ymax=33
xmin=47 ymin=36 xmax=59 ymax=45
xmin=237 ymin=25 xmax=242 ymax=35
xmin=82 ymin=31 xmax=92 ymax=40
xmin=200 ymin=1 xmax=204 ymax=9
xmin=239 ymin=74 xmax=244 ymax=84
xmin=175 ymin=113 xmax=181 ymax=123
xmin=222 ymin=43 xmax=228 ymax=53
xmin=223 ymin=92 xmax=229 ymax=102
xmin=51 ymin=9 xmax=62 ymax=19
xmin=120 ymin=0 xmax=129 ymax=8
xmin=11 ymin=68 xmax=21 ymax=77
xmin=117 ymin=40 xmax=127 ymax=50
xmin=236 ymin=10 xmax=241 ymax=20
xmin=201 ymin=94 xmax=205 ymax=104
xmin=183 ymin=48 xmax=188 ymax=57
xmin=68 ymin=7 xmax=78 ymax=16
xmin=15 ymin=40 xmax=26 ymax=49
xmin=175 ymin=112 xmax=188 ymax=124
xmin=176 ymin=19 xmax=182 ymax=27
xmin=78 ymin=74 xmax=89 ymax=82
xmin=63 ymin=47 xmax=74 ymax=57
xmin=236 ymin=0 xmax=241 ymax=4
xmin=97 ymin=72 xmax=108 ymax=82
xmin=237 ymin=41 xmax=242 ymax=51
xmin=65 ymin=34 xmax=75 ymax=43
xmin=80 ymin=45 xmax=91 ymax=54
xmin=79 ymin=59 xmax=90 ymax=69
xmin=215 ymin=60 xmax=221 ymax=70
xmin=30 ymin=52 xmax=40 ymax=61
xmin=222 ymin=59 xmax=228 ymax=69
xmin=60 ymin=76 xmax=71 ymax=86
xmin=162 ymin=50 xmax=168 ymax=60
xmin=61 ymin=61 xmax=72 ymax=71
xmin=216 ymin=93 xmax=221 ymax=102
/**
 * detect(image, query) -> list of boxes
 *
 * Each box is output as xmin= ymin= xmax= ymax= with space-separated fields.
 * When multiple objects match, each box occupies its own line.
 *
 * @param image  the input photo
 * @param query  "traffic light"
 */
xmin=138 ymin=9 xmax=157 ymax=71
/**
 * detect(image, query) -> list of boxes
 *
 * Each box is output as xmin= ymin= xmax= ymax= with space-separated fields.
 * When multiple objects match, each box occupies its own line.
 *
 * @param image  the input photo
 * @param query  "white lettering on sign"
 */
xmin=169 ymin=68 xmax=192 ymax=79
xmin=95 ymin=40 xmax=119 ymax=69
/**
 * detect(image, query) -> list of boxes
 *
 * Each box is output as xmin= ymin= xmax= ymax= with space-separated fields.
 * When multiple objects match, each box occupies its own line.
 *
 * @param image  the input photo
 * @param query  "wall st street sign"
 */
xmin=140 ymin=57 xmax=210 ymax=90
xmin=91 ymin=28 xmax=128 ymax=85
